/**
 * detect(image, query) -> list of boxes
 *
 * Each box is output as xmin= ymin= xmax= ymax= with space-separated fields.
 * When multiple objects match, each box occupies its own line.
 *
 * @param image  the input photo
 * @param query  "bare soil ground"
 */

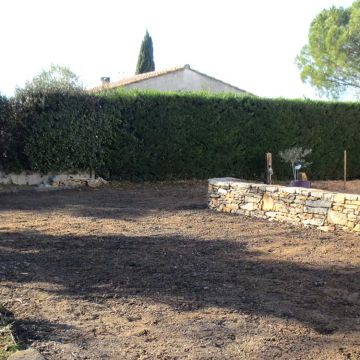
xmin=0 ymin=181 xmax=360 ymax=360
xmin=312 ymin=179 xmax=360 ymax=194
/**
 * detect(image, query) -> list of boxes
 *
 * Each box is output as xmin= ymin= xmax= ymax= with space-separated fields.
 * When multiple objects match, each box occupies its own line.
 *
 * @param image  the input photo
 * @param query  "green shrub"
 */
xmin=0 ymin=96 xmax=22 ymax=172
xmin=15 ymin=91 xmax=113 ymax=173
xmin=0 ymin=95 xmax=11 ymax=170
xmin=3 ymin=88 xmax=360 ymax=180
xmin=98 ymin=90 xmax=360 ymax=181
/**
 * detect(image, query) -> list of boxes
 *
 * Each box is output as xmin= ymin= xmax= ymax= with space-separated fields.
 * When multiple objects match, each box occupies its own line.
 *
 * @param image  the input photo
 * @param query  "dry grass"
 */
xmin=0 ymin=305 xmax=20 ymax=360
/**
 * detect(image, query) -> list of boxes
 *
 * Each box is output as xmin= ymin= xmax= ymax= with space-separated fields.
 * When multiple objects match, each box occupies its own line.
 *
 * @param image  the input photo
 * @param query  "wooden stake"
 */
xmin=266 ymin=152 xmax=273 ymax=185
xmin=344 ymin=150 xmax=347 ymax=190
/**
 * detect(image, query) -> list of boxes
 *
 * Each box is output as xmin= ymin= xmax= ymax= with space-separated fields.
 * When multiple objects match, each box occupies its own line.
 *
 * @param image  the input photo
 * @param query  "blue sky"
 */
xmin=0 ymin=0 xmax=355 ymax=98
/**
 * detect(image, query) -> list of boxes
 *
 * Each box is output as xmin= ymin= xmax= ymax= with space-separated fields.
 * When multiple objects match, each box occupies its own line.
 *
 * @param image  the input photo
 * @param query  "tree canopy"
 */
xmin=296 ymin=0 xmax=360 ymax=98
xmin=15 ymin=64 xmax=84 ymax=97
xmin=135 ymin=30 xmax=155 ymax=74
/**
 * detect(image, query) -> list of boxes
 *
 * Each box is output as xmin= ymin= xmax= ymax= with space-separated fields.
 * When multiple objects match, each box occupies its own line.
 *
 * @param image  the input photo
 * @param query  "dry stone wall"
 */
xmin=0 ymin=171 xmax=91 ymax=186
xmin=208 ymin=177 xmax=360 ymax=233
xmin=0 ymin=171 xmax=107 ymax=189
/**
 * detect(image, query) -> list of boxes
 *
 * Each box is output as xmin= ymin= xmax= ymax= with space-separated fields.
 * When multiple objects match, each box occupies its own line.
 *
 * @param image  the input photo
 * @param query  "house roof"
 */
xmin=90 ymin=64 xmax=250 ymax=94
xmin=90 ymin=66 xmax=185 ymax=92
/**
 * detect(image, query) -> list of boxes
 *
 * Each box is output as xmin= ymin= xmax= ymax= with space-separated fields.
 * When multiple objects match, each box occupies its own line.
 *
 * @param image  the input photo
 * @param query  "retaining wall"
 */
xmin=208 ymin=177 xmax=360 ymax=233
xmin=0 ymin=171 xmax=91 ymax=186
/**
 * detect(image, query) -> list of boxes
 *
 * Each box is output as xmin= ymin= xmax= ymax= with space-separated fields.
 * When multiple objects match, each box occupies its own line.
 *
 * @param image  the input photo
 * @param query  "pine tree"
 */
xmin=135 ymin=30 xmax=155 ymax=74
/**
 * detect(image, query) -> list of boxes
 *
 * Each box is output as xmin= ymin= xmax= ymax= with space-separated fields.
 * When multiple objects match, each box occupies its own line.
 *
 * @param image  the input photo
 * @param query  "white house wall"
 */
xmin=123 ymin=68 xmax=245 ymax=94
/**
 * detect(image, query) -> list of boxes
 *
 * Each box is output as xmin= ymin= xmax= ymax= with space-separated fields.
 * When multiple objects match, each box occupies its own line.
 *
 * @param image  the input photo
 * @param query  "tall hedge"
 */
xmin=11 ymin=91 xmax=113 ymax=173
xmin=0 ymin=95 xmax=13 ymax=171
xmin=98 ymin=91 xmax=360 ymax=181
xmin=3 ymin=89 xmax=360 ymax=181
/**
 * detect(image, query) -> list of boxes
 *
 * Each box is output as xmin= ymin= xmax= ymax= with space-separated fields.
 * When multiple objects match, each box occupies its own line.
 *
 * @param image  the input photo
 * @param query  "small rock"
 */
xmin=217 ymin=188 xmax=227 ymax=195
xmin=87 ymin=177 xmax=108 ymax=188
xmin=8 ymin=349 xmax=45 ymax=360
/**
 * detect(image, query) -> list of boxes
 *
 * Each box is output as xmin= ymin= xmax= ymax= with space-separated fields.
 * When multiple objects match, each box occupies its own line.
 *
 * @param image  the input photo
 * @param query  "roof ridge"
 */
xmin=90 ymin=65 xmax=251 ymax=95
xmin=91 ymin=65 xmax=187 ymax=91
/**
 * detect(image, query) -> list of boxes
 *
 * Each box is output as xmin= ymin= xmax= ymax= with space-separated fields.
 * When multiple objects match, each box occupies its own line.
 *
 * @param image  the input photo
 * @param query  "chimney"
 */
xmin=100 ymin=77 xmax=110 ymax=87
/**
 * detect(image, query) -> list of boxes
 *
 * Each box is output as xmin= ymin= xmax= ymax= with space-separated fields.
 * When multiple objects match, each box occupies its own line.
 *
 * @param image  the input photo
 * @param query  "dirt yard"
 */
xmin=0 ymin=181 xmax=360 ymax=360
xmin=312 ymin=179 xmax=360 ymax=194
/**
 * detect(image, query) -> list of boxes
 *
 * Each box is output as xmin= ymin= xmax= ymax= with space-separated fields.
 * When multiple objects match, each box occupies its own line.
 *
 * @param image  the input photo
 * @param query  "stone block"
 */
xmin=332 ymin=205 xmax=344 ymax=211
xmin=265 ymin=186 xmax=279 ymax=193
xmin=265 ymin=211 xmax=277 ymax=217
xmin=245 ymin=195 xmax=262 ymax=203
xmin=347 ymin=214 xmax=358 ymax=221
xmin=345 ymin=200 xmax=360 ymax=206
xmin=302 ymin=218 xmax=324 ymax=226
xmin=281 ymin=197 xmax=294 ymax=204
xmin=317 ymin=225 xmax=335 ymax=232
xmin=274 ymin=203 xmax=288 ymax=213
xmin=281 ymin=187 xmax=296 ymax=194
xmin=322 ymin=192 xmax=335 ymax=201
xmin=261 ymin=193 xmax=274 ymax=211
xmin=305 ymin=200 xmax=332 ymax=208
xmin=208 ymin=178 xmax=234 ymax=186
xmin=241 ymin=203 xmax=257 ymax=211
xmin=230 ymin=182 xmax=251 ymax=189
xmin=209 ymin=198 xmax=218 ymax=207
xmin=304 ymin=206 xmax=328 ymax=215
xmin=225 ymin=204 xmax=239 ymax=211
xmin=290 ymin=203 xmax=303 ymax=208
xmin=310 ymin=191 xmax=324 ymax=198
xmin=289 ymin=208 xmax=302 ymax=215
xmin=333 ymin=194 xmax=345 ymax=203
xmin=327 ymin=210 xmax=348 ymax=226
xmin=217 ymin=188 xmax=228 ymax=195
xmin=294 ymin=198 xmax=306 ymax=205
xmin=344 ymin=204 xmax=358 ymax=210
xmin=344 ymin=194 xmax=359 ymax=201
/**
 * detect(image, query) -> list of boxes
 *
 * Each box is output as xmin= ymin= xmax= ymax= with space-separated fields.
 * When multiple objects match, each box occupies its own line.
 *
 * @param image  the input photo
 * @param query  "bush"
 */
xmin=0 ymin=96 xmax=18 ymax=172
xmin=12 ymin=91 xmax=113 ymax=173
xmin=99 ymin=90 xmax=360 ymax=181
xmin=3 ymin=89 xmax=360 ymax=180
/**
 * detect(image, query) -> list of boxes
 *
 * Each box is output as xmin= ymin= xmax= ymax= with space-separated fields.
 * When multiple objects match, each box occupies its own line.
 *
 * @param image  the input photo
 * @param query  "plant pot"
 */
xmin=290 ymin=180 xmax=311 ymax=188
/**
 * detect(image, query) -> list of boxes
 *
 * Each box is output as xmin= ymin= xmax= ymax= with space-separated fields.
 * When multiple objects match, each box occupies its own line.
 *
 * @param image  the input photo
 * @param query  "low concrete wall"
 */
xmin=0 ymin=171 xmax=91 ymax=186
xmin=208 ymin=177 xmax=360 ymax=233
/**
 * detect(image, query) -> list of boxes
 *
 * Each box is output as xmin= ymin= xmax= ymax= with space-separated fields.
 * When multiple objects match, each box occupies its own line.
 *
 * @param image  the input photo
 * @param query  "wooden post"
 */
xmin=266 ymin=152 xmax=273 ymax=185
xmin=344 ymin=150 xmax=347 ymax=190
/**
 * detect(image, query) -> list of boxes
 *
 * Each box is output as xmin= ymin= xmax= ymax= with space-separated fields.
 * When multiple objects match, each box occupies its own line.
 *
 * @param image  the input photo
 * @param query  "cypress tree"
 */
xmin=135 ymin=30 xmax=155 ymax=74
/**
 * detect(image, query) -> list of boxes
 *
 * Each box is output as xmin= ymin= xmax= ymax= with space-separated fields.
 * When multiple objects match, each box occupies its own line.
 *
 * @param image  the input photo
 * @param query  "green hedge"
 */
xmin=99 ymin=91 xmax=360 ymax=181
xmin=20 ymin=92 xmax=111 ymax=173
xmin=1 ymin=89 xmax=360 ymax=181
xmin=0 ymin=96 xmax=11 ymax=170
